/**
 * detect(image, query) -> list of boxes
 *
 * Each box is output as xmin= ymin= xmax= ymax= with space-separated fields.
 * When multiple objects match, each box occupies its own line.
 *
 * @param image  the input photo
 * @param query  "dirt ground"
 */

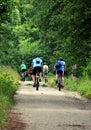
xmin=1 ymin=81 xmax=91 ymax=130
xmin=4 ymin=111 xmax=26 ymax=130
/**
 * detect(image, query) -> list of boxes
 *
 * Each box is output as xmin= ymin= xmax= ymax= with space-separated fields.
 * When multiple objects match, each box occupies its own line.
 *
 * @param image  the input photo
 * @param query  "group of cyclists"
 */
xmin=19 ymin=55 xmax=66 ymax=88
xmin=19 ymin=55 xmax=49 ymax=85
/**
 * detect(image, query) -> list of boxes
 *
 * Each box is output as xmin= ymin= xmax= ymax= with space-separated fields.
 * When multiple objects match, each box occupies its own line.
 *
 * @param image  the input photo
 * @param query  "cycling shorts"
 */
xmin=32 ymin=66 xmax=42 ymax=75
xmin=43 ymin=72 xmax=48 ymax=77
xmin=43 ymin=69 xmax=48 ymax=74
xmin=56 ymin=70 xmax=63 ymax=76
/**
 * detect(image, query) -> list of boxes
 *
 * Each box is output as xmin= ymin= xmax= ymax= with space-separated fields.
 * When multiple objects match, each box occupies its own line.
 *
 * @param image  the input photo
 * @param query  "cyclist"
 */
xmin=43 ymin=62 xmax=49 ymax=82
xmin=31 ymin=55 xmax=43 ymax=87
xmin=54 ymin=57 xmax=66 ymax=87
xmin=19 ymin=62 xmax=27 ymax=80
xmin=28 ymin=65 xmax=33 ymax=81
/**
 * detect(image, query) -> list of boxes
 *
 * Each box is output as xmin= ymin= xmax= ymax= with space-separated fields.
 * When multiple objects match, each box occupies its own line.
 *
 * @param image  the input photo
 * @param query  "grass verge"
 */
xmin=48 ymin=73 xmax=91 ymax=99
xmin=65 ymin=77 xmax=91 ymax=99
xmin=0 ymin=66 xmax=20 ymax=128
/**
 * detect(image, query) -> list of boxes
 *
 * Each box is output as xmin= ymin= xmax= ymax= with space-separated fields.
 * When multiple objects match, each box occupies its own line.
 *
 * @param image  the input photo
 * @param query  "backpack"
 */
xmin=36 ymin=58 xmax=40 ymax=64
xmin=55 ymin=61 xmax=62 ymax=68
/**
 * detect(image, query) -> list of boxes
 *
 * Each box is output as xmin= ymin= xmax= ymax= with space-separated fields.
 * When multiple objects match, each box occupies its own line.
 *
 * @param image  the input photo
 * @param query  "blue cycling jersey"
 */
xmin=54 ymin=60 xmax=66 ymax=71
xmin=32 ymin=57 xmax=43 ymax=68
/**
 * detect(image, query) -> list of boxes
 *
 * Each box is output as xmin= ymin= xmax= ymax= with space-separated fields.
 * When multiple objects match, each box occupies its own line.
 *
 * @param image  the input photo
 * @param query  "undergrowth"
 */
xmin=0 ymin=66 xmax=20 ymax=128
xmin=65 ymin=77 xmax=91 ymax=98
xmin=48 ymin=73 xmax=91 ymax=99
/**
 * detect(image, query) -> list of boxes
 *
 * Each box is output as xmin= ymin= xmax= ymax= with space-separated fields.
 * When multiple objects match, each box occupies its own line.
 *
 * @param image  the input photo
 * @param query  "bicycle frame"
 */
xmin=35 ymin=71 xmax=40 ymax=90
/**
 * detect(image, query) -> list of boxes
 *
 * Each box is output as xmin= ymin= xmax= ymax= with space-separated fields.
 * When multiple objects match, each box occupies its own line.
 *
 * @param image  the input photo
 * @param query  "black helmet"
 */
xmin=35 ymin=55 xmax=39 ymax=58
xmin=59 ymin=57 xmax=63 ymax=61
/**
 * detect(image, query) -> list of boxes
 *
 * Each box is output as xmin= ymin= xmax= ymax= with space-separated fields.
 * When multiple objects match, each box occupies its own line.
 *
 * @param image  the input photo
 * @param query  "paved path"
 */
xmin=13 ymin=81 xmax=91 ymax=130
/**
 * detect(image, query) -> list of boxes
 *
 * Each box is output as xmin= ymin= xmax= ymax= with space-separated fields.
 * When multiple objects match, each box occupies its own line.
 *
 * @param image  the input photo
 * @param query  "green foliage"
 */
xmin=0 ymin=0 xmax=91 ymax=89
xmin=65 ymin=77 xmax=80 ymax=91
xmin=0 ymin=73 xmax=18 ymax=96
xmin=77 ymin=79 xmax=91 ymax=98
xmin=0 ymin=94 xmax=12 ymax=127
xmin=48 ymin=74 xmax=56 ymax=88
xmin=82 ymin=57 xmax=91 ymax=78
xmin=0 ymin=66 xmax=19 ymax=127
xmin=32 ymin=0 xmax=91 ymax=76
xmin=65 ymin=77 xmax=91 ymax=99
xmin=11 ymin=6 xmax=21 ymax=25
xmin=0 ymin=0 xmax=91 ymax=76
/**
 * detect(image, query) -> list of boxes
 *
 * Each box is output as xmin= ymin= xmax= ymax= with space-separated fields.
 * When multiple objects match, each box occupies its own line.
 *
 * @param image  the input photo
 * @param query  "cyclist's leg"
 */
xmin=44 ymin=72 xmax=48 ymax=82
xmin=43 ymin=70 xmax=45 ymax=78
xmin=37 ymin=67 xmax=42 ymax=82
xmin=56 ymin=72 xmax=58 ymax=83
xmin=62 ymin=71 xmax=64 ymax=87
xmin=45 ymin=72 xmax=48 ymax=80
xmin=56 ymin=72 xmax=61 ymax=88
xmin=32 ymin=67 xmax=37 ymax=87
xmin=56 ymin=70 xmax=61 ymax=83
xmin=39 ymin=72 xmax=42 ymax=81
xmin=57 ymin=70 xmax=62 ymax=84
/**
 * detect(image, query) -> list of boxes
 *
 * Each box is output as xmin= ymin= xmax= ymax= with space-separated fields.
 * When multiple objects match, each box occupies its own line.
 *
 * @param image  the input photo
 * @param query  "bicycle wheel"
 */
xmin=57 ymin=81 xmax=61 ymax=91
xmin=36 ymin=78 xmax=39 ymax=91
xmin=57 ymin=76 xmax=62 ymax=91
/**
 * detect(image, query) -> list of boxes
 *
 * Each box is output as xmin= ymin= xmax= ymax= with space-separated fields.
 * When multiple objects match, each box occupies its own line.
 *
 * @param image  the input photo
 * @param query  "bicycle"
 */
xmin=35 ymin=71 xmax=40 ymax=91
xmin=57 ymin=72 xmax=63 ymax=91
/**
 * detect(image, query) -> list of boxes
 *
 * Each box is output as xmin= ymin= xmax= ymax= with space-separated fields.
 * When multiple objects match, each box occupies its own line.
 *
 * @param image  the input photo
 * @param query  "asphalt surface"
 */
xmin=13 ymin=81 xmax=91 ymax=130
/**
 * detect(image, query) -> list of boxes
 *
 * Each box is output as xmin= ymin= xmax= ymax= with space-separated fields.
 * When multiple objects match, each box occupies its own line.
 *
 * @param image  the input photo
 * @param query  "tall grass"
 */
xmin=0 ymin=66 xmax=20 ymax=127
xmin=48 ymin=73 xmax=91 ymax=99
xmin=65 ymin=77 xmax=91 ymax=98
xmin=48 ymin=73 xmax=56 ymax=87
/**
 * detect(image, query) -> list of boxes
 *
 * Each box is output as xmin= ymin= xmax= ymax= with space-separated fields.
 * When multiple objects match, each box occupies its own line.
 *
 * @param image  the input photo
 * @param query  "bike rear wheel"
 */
xmin=58 ymin=82 xmax=62 ymax=91
xmin=57 ymin=75 xmax=62 ymax=91
xmin=35 ymin=78 xmax=39 ymax=91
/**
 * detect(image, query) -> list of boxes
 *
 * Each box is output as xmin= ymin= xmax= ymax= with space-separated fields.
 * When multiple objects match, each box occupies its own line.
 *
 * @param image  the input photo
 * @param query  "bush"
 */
xmin=48 ymin=73 xmax=56 ymax=87
xmin=0 ymin=95 xmax=12 ymax=127
xmin=0 ymin=66 xmax=20 ymax=127
xmin=77 ymin=79 xmax=91 ymax=98
xmin=0 ymin=73 xmax=18 ymax=97
xmin=65 ymin=77 xmax=91 ymax=99
xmin=82 ymin=58 xmax=91 ymax=78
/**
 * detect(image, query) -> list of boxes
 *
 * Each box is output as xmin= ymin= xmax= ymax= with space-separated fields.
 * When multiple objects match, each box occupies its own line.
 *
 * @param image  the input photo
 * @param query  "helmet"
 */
xmin=59 ymin=57 xmax=63 ymax=61
xmin=35 ymin=54 xmax=39 ymax=58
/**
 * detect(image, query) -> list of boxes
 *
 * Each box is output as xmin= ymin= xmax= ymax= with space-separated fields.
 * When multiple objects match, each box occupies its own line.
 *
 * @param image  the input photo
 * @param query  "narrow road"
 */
xmin=13 ymin=81 xmax=91 ymax=130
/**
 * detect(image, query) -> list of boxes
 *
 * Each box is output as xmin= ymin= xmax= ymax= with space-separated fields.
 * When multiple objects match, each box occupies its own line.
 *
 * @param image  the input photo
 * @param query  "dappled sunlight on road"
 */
xmin=18 ymin=81 xmax=85 ymax=101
